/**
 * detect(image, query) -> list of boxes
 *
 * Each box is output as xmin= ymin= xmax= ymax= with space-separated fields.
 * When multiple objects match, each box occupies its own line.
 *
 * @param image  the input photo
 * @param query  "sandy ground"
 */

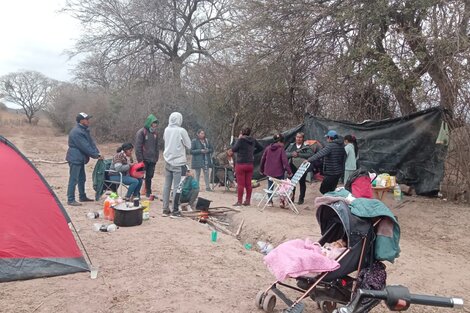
xmin=1 ymin=116 xmax=469 ymax=313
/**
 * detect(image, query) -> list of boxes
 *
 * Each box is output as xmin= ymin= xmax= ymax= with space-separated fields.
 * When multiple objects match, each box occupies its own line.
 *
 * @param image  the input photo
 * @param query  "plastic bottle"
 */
xmin=106 ymin=224 xmax=117 ymax=232
xmin=103 ymin=199 xmax=111 ymax=220
xmin=86 ymin=211 xmax=103 ymax=219
xmin=92 ymin=223 xmax=117 ymax=232
xmin=393 ymin=184 xmax=403 ymax=201
xmin=257 ymin=241 xmax=274 ymax=255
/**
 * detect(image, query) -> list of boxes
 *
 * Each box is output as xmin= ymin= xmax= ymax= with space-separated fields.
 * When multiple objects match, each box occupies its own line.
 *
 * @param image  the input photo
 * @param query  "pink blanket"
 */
xmin=264 ymin=238 xmax=340 ymax=282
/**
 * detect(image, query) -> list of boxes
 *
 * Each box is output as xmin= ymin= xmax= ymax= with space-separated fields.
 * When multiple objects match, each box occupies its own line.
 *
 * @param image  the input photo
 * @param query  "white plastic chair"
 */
xmin=258 ymin=161 xmax=311 ymax=214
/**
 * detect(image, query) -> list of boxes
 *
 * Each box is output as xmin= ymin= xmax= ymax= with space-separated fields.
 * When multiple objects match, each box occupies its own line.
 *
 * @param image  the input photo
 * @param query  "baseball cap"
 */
xmin=76 ymin=112 xmax=93 ymax=123
xmin=325 ymin=130 xmax=338 ymax=138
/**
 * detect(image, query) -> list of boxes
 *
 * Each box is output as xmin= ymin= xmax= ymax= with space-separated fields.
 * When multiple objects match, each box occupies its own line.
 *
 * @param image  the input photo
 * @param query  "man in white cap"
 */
xmin=66 ymin=112 xmax=103 ymax=206
xmin=307 ymin=130 xmax=346 ymax=194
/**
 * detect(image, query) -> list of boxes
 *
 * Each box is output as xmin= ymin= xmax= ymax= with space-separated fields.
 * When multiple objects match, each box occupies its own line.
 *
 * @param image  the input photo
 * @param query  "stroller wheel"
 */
xmin=255 ymin=290 xmax=265 ymax=309
xmin=319 ymin=301 xmax=337 ymax=313
xmin=262 ymin=293 xmax=276 ymax=313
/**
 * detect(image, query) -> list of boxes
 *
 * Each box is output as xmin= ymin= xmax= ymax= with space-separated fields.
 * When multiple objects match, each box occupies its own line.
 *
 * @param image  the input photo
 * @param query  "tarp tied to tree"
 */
xmin=253 ymin=108 xmax=449 ymax=196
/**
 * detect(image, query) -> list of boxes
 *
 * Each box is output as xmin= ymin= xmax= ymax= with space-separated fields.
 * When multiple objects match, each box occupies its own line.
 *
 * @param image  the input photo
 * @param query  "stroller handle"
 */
xmin=334 ymin=285 xmax=464 ymax=313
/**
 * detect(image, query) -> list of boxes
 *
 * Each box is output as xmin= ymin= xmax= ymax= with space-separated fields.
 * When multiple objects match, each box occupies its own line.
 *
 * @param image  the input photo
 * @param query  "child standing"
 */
xmin=344 ymin=135 xmax=358 ymax=185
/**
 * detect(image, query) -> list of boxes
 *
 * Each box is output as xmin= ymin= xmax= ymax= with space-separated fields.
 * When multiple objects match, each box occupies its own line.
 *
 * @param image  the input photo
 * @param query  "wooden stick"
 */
xmin=210 ymin=206 xmax=242 ymax=213
xmin=235 ymin=218 xmax=245 ymax=238
xmin=206 ymin=219 xmax=237 ymax=237
xmin=30 ymin=158 xmax=68 ymax=164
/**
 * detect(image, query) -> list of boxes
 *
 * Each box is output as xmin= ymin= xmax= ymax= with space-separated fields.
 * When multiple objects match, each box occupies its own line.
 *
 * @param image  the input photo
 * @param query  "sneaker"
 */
xmin=242 ymin=202 xmax=250 ymax=206
xmin=162 ymin=210 xmax=170 ymax=217
xmin=79 ymin=197 xmax=94 ymax=202
xmin=233 ymin=202 xmax=242 ymax=206
xmin=267 ymin=202 xmax=274 ymax=207
xmin=297 ymin=200 xmax=304 ymax=205
xmin=170 ymin=211 xmax=182 ymax=219
xmin=67 ymin=201 xmax=82 ymax=206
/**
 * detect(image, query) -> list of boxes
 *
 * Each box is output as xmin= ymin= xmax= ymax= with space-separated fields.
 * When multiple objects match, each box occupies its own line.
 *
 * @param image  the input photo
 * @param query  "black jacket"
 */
xmin=307 ymin=138 xmax=345 ymax=176
xmin=231 ymin=136 xmax=263 ymax=164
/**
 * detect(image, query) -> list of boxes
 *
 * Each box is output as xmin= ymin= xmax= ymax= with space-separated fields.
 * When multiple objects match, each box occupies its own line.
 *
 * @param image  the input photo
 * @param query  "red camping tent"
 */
xmin=0 ymin=136 xmax=89 ymax=282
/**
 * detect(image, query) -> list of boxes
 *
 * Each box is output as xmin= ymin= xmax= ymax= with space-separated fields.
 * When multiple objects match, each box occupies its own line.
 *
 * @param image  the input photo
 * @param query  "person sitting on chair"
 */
xmin=215 ymin=149 xmax=236 ymax=188
xmin=109 ymin=143 xmax=143 ymax=201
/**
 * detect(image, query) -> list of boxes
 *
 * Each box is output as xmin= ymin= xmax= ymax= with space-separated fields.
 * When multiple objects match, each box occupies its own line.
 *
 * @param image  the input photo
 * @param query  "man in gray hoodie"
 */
xmin=162 ymin=112 xmax=191 ymax=218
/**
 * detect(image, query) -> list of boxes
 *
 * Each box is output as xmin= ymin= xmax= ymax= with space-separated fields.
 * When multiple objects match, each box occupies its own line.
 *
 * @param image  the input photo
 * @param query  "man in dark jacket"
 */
xmin=135 ymin=114 xmax=159 ymax=198
xmin=307 ymin=130 xmax=346 ymax=194
xmin=285 ymin=132 xmax=313 ymax=204
xmin=66 ymin=112 xmax=102 ymax=206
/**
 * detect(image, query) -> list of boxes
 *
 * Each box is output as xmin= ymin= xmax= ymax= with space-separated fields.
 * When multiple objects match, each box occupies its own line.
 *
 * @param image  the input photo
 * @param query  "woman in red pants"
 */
xmin=231 ymin=127 xmax=264 ymax=206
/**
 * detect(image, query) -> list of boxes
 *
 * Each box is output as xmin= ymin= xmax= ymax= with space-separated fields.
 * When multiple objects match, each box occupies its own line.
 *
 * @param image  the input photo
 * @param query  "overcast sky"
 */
xmin=0 ymin=0 xmax=82 ymax=82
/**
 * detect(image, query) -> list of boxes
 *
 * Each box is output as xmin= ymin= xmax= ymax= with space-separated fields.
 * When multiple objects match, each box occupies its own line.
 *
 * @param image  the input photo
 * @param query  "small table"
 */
xmin=372 ymin=186 xmax=392 ymax=201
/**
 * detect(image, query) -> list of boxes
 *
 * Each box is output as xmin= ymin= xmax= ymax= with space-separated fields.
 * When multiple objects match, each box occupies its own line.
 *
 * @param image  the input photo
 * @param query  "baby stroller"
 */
xmin=255 ymin=198 xmax=398 ymax=313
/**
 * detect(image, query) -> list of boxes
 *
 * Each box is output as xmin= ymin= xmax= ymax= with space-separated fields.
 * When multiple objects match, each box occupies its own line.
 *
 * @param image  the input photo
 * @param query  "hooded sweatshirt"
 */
xmin=260 ymin=143 xmax=293 ymax=177
xmin=135 ymin=114 xmax=159 ymax=163
xmin=163 ymin=112 xmax=191 ymax=166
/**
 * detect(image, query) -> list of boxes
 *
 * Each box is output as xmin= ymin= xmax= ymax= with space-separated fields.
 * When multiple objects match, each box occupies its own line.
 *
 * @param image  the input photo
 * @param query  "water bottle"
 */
xmin=393 ymin=184 xmax=402 ymax=201
xmin=86 ymin=211 xmax=103 ymax=219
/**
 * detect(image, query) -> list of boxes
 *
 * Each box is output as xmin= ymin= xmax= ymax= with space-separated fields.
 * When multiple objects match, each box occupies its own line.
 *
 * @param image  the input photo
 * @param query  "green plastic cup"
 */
xmin=244 ymin=243 xmax=252 ymax=250
xmin=211 ymin=230 xmax=218 ymax=242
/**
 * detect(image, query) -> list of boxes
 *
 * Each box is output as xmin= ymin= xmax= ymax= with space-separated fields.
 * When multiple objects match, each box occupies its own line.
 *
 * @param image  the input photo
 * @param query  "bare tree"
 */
xmin=0 ymin=71 xmax=57 ymax=124
xmin=65 ymin=0 xmax=231 ymax=88
xmin=232 ymin=0 xmax=470 ymax=120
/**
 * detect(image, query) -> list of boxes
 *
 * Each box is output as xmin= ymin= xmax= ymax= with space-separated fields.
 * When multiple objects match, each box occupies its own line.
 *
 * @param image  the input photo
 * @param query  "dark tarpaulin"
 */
xmin=302 ymin=107 xmax=449 ymax=195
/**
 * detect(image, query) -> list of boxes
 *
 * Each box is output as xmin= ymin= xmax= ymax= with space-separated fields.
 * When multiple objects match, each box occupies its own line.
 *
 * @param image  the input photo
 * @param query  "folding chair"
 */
xmin=102 ymin=159 xmax=129 ymax=198
xmin=258 ymin=161 xmax=311 ymax=214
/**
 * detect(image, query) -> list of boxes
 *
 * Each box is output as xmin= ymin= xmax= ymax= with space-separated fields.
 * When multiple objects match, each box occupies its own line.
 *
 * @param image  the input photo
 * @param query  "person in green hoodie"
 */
xmin=135 ymin=114 xmax=159 ymax=199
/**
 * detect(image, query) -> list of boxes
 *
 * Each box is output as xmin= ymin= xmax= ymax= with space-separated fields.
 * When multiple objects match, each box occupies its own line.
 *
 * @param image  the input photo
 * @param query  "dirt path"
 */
xmin=1 ymin=118 xmax=469 ymax=313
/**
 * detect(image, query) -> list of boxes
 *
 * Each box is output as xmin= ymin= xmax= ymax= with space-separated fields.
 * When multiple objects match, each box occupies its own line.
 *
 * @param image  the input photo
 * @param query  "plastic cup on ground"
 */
xmin=90 ymin=266 xmax=98 ymax=279
xmin=211 ymin=230 xmax=218 ymax=242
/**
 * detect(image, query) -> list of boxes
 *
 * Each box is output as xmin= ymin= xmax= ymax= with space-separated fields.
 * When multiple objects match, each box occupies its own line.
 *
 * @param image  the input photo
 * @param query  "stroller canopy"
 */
xmin=316 ymin=200 xmax=371 ymax=249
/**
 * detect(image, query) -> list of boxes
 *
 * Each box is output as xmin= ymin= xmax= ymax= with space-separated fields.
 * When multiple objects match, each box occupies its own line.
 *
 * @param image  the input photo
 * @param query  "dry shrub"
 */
xmin=441 ymin=125 xmax=470 ymax=202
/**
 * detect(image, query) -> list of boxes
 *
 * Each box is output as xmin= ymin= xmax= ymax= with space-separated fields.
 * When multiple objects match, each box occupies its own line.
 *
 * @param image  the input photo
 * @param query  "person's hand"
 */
xmin=292 ymin=151 xmax=298 ymax=157
xmin=238 ymin=133 xmax=243 ymax=138
xmin=202 ymin=149 xmax=208 ymax=154
xmin=288 ymin=172 xmax=293 ymax=178
xmin=98 ymin=155 xmax=104 ymax=160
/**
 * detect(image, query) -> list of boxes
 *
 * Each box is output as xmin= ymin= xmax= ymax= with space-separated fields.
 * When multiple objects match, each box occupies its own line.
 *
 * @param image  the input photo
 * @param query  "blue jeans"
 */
xmin=67 ymin=163 xmax=86 ymax=203
xmin=109 ymin=175 xmax=143 ymax=199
